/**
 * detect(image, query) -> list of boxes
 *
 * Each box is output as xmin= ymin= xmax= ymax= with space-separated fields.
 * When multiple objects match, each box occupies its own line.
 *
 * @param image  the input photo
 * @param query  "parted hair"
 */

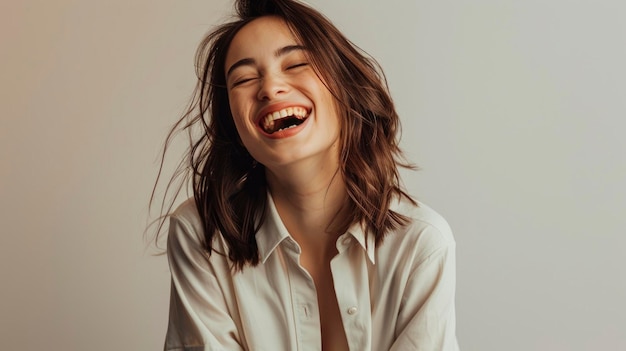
xmin=152 ymin=0 xmax=416 ymax=270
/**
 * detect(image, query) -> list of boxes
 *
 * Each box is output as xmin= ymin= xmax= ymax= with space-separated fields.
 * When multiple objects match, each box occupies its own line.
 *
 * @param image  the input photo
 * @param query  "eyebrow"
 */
xmin=226 ymin=45 xmax=307 ymax=78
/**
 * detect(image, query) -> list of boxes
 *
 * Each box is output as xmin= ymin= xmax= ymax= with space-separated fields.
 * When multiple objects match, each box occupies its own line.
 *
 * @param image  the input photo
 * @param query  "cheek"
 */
xmin=231 ymin=115 xmax=255 ymax=151
xmin=227 ymin=92 xmax=240 ymax=119
xmin=227 ymin=94 xmax=250 ymax=130
xmin=321 ymin=92 xmax=341 ymax=132
xmin=229 ymin=111 xmax=259 ymax=154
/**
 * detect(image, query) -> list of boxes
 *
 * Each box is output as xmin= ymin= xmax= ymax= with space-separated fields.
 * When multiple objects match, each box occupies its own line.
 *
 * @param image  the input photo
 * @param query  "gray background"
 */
xmin=1 ymin=0 xmax=624 ymax=350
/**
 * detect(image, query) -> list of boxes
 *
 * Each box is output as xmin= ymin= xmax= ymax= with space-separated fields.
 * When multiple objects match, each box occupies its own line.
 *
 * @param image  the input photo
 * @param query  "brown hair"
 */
xmin=151 ymin=0 xmax=416 ymax=270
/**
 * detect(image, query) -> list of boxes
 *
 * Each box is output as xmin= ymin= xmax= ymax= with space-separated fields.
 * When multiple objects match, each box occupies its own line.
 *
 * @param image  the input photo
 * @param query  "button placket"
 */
xmin=330 ymin=237 xmax=373 ymax=350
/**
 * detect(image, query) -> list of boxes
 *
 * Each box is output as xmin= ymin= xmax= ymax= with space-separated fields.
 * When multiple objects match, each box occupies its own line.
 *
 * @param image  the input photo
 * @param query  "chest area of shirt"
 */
xmin=230 ymin=244 xmax=378 ymax=350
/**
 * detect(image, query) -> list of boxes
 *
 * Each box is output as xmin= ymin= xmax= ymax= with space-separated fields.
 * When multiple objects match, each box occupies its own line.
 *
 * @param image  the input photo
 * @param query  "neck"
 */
xmin=265 ymin=157 xmax=349 ymax=254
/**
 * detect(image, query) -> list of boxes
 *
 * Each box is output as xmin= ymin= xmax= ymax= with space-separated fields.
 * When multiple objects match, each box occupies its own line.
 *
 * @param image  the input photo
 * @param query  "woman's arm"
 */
xmin=164 ymin=214 xmax=245 ymax=351
xmin=389 ymin=236 xmax=460 ymax=351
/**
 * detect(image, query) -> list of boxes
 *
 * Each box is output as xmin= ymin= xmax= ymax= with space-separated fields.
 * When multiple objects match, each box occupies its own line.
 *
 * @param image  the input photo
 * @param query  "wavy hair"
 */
xmin=151 ymin=0 xmax=416 ymax=271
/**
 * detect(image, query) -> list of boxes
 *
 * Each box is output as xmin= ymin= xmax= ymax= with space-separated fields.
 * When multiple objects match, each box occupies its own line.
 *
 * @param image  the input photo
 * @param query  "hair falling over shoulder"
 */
xmin=149 ymin=0 xmax=416 ymax=271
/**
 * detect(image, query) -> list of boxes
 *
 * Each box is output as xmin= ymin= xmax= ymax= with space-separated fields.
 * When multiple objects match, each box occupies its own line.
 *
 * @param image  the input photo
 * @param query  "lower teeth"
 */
xmin=277 ymin=125 xmax=298 ymax=132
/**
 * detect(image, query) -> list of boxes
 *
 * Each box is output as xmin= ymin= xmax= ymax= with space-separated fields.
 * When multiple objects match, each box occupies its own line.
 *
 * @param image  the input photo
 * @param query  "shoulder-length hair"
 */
xmin=152 ymin=0 xmax=416 ymax=271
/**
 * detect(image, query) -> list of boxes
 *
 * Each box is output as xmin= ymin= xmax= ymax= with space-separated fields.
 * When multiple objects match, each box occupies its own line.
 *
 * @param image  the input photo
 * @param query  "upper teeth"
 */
xmin=262 ymin=107 xmax=308 ymax=131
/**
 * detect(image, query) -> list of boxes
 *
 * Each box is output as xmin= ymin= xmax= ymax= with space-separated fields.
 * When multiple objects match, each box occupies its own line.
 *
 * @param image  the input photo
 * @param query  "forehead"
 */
xmin=225 ymin=16 xmax=300 ymax=68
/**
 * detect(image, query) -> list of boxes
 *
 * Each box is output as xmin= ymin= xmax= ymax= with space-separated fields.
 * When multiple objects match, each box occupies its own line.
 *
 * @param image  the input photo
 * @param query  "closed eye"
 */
xmin=232 ymin=77 xmax=257 ymax=87
xmin=286 ymin=62 xmax=309 ymax=70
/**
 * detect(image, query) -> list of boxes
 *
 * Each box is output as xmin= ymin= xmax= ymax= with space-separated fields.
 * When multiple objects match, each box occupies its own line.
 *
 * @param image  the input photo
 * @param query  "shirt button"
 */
xmin=347 ymin=306 xmax=358 ymax=315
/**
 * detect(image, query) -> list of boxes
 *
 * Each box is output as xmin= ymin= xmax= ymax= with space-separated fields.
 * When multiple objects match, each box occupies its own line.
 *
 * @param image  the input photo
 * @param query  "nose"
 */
xmin=256 ymin=73 xmax=289 ymax=101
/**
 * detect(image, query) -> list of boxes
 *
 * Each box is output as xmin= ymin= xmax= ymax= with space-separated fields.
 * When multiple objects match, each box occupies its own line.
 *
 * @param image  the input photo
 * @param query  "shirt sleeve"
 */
xmin=164 ymin=214 xmax=245 ymax=351
xmin=389 ymin=231 xmax=460 ymax=351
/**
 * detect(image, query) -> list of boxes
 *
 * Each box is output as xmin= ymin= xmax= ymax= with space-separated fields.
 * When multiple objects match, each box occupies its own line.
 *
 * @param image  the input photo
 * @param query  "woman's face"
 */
xmin=224 ymin=16 xmax=341 ymax=170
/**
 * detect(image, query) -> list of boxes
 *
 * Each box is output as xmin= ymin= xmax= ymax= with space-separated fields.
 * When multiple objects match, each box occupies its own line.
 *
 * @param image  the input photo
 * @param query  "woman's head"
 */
xmin=200 ymin=0 xmax=403 ymax=173
xmin=155 ymin=0 xmax=414 ymax=269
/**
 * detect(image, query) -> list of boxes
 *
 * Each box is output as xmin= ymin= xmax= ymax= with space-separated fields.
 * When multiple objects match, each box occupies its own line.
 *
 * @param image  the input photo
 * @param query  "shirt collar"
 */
xmin=256 ymin=192 xmax=291 ymax=264
xmin=344 ymin=222 xmax=376 ymax=264
xmin=343 ymin=195 xmax=407 ymax=265
xmin=256 ymin=192 xmax=379 ymax=264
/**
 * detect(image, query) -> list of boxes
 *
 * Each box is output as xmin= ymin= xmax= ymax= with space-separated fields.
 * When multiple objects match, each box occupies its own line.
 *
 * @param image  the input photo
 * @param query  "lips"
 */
xmin=256 ymin=104 xmax=311 ymax=135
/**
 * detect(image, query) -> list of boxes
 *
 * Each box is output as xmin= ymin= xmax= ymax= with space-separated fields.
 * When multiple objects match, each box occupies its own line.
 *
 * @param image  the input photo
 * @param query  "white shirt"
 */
xmin=164 ymin=194 xmax=460 ymax=351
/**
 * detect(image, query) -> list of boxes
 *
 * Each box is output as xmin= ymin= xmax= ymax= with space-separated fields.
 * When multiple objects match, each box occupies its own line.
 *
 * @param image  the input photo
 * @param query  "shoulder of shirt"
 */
xmin=166 ymin=197 xmax=233 ymax=273
xmin=390 ymin=195 xmax=456 ymax=248
xmin=170 ymin=197 xmax=200 ymax=224
xmin=167 ymin=197 xmax=206 ymax=246
xmin=170 ymin=197 xmax=203 ymax=231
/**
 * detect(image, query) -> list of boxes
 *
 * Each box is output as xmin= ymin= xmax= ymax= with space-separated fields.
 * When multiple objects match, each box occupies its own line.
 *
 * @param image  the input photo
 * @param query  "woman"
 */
xmin=157 ymin=0 xmax=459 ymax=350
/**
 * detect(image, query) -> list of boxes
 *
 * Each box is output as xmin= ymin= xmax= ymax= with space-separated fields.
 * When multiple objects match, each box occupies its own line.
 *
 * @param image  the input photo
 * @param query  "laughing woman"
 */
xmin=156 ymin=0 xmax=460 ymax=350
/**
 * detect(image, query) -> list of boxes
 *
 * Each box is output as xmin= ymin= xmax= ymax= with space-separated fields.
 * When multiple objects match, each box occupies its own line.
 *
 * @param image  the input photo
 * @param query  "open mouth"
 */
xmin=259 ymin=106 xmax=310 ymax=134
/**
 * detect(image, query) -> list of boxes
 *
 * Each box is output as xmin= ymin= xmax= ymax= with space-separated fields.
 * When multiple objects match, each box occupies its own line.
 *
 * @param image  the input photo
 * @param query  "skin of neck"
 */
xmin=264 ymin=147 xmax=349 ymax=257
